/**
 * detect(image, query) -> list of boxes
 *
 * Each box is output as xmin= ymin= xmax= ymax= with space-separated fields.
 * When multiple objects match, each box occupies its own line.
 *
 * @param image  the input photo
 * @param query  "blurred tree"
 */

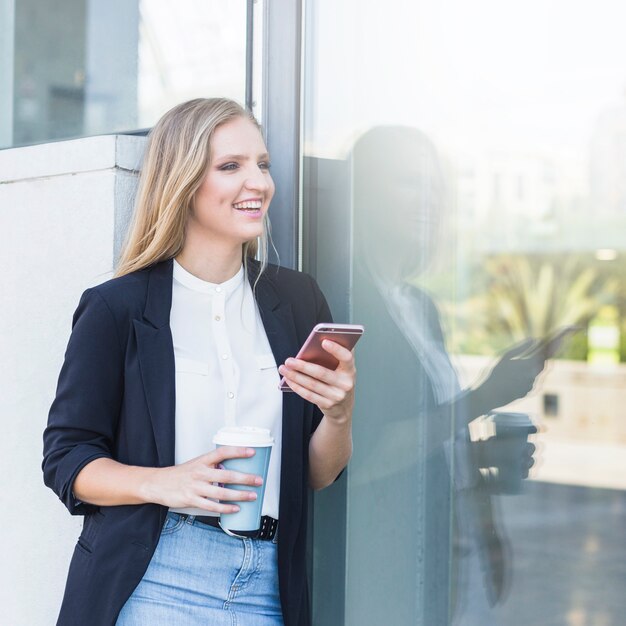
xmin=484 ymin=256 xmax=613 ymax=341
xmin=424 ymin=254 xmax=618 ymax=359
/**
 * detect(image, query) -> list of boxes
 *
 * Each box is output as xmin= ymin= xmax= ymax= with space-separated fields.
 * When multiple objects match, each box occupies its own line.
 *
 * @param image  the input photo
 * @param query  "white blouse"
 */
xmin=169 ymin=260 xmax=283 ymax=519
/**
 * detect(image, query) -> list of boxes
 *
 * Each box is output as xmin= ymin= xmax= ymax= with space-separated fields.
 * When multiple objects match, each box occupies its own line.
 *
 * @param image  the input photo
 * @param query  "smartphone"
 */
xmin=279 ymin=323 xmax=365 ymax=392
xmin=523 ymin=325 xmax=581 ymax=360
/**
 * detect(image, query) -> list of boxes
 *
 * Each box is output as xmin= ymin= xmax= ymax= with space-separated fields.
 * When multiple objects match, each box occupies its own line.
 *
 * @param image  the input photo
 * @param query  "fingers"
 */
xmin=206 ymin=446 xmax=256 ymax=463
xmin=280 ymin=352 xmax=355 ymax=388
xmin=279 ymin=363 xmax=353 ymax=408
xmin=187 ymin=470 xmax=261 ymax=514
xmin=278 ymin=340 xmax=356 ymax=409
xmin=321 ymin=339 xmax=354 ymax=362
xmin=206 ymin=484 xmax=257 ymax=502
xmin=520 ymin=442 xmax=536 ymax=478
xmin=195 ymin=449 xmax=264 ymax=486
xmin=160 ymin=450 xmax=265 ymax=512
xmin=189 ymin=497 xmax=242 ymax=515
xmin=279 ymin=347 xmax=357 ymax=414
xmin=525 ymin=442 xmax=536 ymax=468
xmin=280 ymin=362 xmax=352 ymax=394
xmin=189 ymin=486 xmax=257 ymax=515
xmin=193 ymin=459 xmax=263 ymax=487
xmin=279 ymin=374 xmax=337 ymax=410
xmin=209 ymin=466 xmax=263 ymax=487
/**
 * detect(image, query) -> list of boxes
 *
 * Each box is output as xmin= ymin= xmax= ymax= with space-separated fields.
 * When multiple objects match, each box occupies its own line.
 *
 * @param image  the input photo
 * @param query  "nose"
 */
xmin=244 ymin=165 xmax=271 ymax=193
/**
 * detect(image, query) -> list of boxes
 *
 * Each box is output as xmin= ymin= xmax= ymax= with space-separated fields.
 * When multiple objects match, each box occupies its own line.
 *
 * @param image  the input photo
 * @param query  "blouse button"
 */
xmin=228 ymin=392 xmax=235 ymax=399
xmin=215 ymin=286 xmax=222 ymax=293
xmin=222 ymin=354 xmax=229 ymax=360
xmin=214 ymin=315 xmax=221 ymax=321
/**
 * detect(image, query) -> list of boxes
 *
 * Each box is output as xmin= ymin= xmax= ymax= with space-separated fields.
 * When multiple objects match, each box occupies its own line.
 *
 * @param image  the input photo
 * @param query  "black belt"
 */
xmin=175 ymin=513 xmax=278 ymax=541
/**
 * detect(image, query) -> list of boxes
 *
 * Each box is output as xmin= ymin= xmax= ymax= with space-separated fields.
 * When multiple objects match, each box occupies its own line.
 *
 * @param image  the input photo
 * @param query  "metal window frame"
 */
xmin=258 ymin=0 xmax=303 ymax=270
xmin=0 ymin=0 xmax=15 ymax=147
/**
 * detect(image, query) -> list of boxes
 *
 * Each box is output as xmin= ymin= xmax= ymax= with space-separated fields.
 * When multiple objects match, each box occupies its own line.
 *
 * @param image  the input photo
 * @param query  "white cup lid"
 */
xmin=213 ymin=426 xmax=274 ymax=447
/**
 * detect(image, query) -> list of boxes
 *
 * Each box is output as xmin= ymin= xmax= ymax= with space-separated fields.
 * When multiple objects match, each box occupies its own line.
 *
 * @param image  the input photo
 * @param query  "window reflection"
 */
xmin=303 ymin=0 xmax=626 ymax=624
xmin=7 ymin=0 xmax=246 ymax=148
xmin=350 ymin=126 xmax=557 ymax=621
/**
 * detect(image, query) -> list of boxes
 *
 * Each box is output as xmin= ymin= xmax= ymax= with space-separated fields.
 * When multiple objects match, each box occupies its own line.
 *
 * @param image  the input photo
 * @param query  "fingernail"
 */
xmin=233 ymin=506 xmax=240 ymax=512
xmin=247 ymin=448 xmax=255 ymax=455
xmin=255 ymin=477 xmax=263 ymax=485
xmin=249 ymin=492 xmax=257 ymax=500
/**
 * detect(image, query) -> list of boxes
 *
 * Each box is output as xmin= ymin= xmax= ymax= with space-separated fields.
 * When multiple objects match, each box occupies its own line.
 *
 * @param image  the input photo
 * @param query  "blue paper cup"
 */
xmin=489 ymin=412 xmax=537 ymax=494
xmin=213 ymin=426 xmax=274 ymax=532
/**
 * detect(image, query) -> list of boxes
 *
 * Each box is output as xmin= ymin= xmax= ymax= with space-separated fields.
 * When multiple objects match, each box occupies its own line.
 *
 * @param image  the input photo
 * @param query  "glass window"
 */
xmin=304 ymin=1 xmax=626 ymax=624
xmin=2 ymin=0 xmax=247 ymax=149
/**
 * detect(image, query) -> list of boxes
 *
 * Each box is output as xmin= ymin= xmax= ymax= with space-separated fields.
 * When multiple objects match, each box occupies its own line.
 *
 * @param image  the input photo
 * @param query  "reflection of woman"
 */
xmin=351 ymin=126 xmax=537 ymax=623
xmin=349 ymin=126 xmax=466 ymax=624
xmin=43 ymin=98 xmax=355 ymax=626
xmin=352 ymin=126 xmax=458 ymax=480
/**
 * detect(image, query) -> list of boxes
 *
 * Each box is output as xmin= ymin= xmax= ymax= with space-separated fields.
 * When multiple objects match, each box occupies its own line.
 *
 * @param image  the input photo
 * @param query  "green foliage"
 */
xmin=558 ymin=328 xmax=588 ymax=361
xmin=419 ymin=253 xmax=622 ymax=360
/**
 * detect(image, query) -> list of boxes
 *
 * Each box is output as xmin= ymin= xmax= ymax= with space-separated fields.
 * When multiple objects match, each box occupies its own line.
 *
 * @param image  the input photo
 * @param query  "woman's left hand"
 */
xmin=278 ymin=339 xmax=356 ymax=424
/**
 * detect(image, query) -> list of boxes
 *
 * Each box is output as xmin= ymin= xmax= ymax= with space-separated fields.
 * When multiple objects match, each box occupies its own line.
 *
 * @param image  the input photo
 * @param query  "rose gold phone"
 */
xmin=279 ymin=323 xmax=365 ymax=392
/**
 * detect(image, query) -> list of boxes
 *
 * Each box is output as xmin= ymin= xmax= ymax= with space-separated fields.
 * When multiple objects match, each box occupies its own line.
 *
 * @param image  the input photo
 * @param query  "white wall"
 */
xmin=0 ymin=134 xmax=144 ymax=625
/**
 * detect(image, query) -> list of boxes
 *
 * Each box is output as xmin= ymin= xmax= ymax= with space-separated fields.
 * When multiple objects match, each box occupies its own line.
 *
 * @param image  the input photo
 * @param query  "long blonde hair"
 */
xmin=116 ymin=98 xmax=270 ymax=278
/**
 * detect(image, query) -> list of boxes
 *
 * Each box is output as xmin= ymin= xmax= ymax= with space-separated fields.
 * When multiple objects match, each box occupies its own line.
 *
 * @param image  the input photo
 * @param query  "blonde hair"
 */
xmin=116 ymin=98 xmax=270 ymax=278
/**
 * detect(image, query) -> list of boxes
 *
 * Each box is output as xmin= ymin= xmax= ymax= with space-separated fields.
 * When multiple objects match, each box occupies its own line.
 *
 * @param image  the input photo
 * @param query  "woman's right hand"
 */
xmin=144 ymin=446 xmax=263 ymax=514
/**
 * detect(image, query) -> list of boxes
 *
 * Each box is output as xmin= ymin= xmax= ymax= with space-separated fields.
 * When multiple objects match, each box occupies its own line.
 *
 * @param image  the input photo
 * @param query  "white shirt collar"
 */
xmin=173 ymin=259 xmax=244 ymax=296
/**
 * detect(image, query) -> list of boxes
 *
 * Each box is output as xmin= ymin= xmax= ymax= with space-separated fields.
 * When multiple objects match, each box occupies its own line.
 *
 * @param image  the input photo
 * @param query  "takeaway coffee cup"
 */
xmin=489 ymin=412 xmax=537 ymax=495
xmin=213 ymin=426 xmax=274 ymax=533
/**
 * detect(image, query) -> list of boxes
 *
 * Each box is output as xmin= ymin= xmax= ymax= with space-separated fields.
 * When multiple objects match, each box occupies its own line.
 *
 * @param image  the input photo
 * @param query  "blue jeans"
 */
xmin=116 ymin=512 xmax=283 ymax=626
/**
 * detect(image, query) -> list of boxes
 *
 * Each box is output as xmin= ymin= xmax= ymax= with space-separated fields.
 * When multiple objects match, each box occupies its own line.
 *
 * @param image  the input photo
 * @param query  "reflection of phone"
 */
xmin=525 ymin=325 xmax=581 ymax=359
xmin=279 ymin=323 xmax=365 ymax=392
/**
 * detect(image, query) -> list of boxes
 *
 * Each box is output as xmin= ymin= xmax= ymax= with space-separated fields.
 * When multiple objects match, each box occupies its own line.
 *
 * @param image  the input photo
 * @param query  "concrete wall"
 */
xmin=0 ymin=134 xmax=144 ymax=625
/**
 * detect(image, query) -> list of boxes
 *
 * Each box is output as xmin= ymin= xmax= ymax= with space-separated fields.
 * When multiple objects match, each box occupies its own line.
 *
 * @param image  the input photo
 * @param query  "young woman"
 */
xmin=42 ymin=98 xmax=355 ymax=626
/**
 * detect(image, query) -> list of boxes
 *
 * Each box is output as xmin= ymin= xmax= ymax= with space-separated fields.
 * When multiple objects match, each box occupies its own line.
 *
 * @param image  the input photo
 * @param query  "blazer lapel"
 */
xmin=250 ymin=264 xmax=299 ymax=373
xmin=134 ymin=259 xmax=176 ymax=467
xmin=249 ymin=262 xmax=305 ymax=517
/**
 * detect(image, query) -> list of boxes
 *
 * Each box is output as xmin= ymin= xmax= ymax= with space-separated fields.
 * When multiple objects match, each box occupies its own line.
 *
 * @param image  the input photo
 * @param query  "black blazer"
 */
xmin=42 ymin=258 xmax=332 ymax=626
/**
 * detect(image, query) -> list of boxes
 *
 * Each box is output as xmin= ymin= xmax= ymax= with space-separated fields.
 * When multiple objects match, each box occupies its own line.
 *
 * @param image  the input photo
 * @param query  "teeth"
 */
xmin=233 ymin=200 xmax=262 ymax=210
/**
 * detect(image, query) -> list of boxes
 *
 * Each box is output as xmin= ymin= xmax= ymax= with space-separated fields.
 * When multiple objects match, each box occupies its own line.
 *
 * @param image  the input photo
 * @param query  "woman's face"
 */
xmin=354 ymin=135 xmax=443 ymax=279
xmin=189 ymin=116 xmax=275 ymax=247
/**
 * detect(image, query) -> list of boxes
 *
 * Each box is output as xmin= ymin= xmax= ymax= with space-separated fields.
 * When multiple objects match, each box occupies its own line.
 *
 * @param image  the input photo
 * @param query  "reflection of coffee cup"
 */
xmin=488 ymin=412 xmax=537 ymax=495
xmin=213 ymin=426 xmax=274 ymax=533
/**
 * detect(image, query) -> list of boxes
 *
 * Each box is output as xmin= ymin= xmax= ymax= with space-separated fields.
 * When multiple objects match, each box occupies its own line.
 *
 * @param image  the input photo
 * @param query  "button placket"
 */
xmin=212 ymin=293 xmax=237 ymax=426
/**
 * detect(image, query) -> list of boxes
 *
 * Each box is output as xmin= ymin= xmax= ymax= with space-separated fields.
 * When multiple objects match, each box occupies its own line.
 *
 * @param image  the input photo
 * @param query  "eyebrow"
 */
xmin=214 ymin=153 xmax=270 ymax=162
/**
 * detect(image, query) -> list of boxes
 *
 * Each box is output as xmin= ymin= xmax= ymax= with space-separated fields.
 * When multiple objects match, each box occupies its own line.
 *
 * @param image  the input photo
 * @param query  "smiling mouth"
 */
xmin=233 ymin=200 xmax=263 ymax=211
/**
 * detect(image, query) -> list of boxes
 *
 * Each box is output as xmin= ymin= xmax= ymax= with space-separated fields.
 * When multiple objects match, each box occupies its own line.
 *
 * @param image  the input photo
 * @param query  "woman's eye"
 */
xmin=259 ymin=162 xmax=271 ymax=170
xmin=219 ymin=163 xmax=239 ymax=171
